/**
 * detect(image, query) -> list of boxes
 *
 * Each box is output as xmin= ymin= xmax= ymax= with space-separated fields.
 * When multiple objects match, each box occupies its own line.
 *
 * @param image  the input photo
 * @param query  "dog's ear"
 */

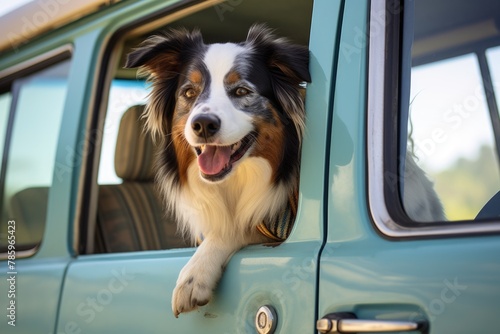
xmin=125 ymin=28 xmax=203 ymax=75
xmin=246 ymin=24 xmax=311 ymax=84
xmin=246 ymin=24 xmax=311 ymax=139
xmin=124 ymin=29 xmax=204 ymax=137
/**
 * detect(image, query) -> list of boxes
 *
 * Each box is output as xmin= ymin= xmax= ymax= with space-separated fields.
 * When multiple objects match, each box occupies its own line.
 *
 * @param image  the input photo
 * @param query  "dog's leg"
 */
xmin=171 ymin=234 xmax=243 ymax=317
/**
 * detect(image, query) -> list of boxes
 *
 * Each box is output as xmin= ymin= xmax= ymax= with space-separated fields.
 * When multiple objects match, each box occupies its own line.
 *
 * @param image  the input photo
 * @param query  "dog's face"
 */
xmin=177 ymin=42 xmax=268 ymax=182
xmin=125 ymin=24 xmax=310 ymax=184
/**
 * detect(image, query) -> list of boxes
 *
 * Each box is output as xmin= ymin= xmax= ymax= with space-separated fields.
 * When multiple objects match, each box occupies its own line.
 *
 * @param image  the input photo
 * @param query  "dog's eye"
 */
xmin=234 ymin=87 xmax=250 ymax=97
xmin=184 ymin=88 xmax=198 ymax=99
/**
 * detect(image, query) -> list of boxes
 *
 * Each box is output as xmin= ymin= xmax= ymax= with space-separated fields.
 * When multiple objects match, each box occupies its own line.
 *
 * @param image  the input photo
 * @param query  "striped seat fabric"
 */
xmin=95 ymin=105 xmax=189 ymax=253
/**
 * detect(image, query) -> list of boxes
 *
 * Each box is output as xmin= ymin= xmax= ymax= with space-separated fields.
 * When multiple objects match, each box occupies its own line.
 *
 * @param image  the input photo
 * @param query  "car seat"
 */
xmin=94 ymin=105 xmax=190 ymax=252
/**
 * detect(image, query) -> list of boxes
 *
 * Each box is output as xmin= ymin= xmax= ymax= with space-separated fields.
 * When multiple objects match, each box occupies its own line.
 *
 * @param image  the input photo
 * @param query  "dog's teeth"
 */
xmin=232 ymin=141 xmax=241 ymax=153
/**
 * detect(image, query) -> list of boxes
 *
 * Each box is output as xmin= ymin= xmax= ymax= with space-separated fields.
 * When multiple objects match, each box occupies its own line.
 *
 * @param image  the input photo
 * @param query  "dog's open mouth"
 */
xmin=194 ymin=132 xmax=256 ymax=181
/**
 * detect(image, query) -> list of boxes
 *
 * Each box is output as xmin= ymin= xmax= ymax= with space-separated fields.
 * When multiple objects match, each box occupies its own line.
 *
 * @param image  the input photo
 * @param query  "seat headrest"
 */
xmin=114 ymin=105 xmax=155 ymax=181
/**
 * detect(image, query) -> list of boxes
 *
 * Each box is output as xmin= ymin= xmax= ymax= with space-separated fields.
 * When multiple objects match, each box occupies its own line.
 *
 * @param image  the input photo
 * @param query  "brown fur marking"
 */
xmin=250 ymin=103 xmax=284 ymax=182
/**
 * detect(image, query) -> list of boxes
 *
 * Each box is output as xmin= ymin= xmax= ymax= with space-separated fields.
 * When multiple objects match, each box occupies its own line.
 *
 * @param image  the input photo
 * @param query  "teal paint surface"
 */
xmin=319 ymin=1 xmax=500 ymax=333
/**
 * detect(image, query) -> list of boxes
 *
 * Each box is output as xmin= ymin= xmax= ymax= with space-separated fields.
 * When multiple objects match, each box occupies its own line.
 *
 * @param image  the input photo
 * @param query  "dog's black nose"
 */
xmin=191 ymin=114 xmax=221 ymax=138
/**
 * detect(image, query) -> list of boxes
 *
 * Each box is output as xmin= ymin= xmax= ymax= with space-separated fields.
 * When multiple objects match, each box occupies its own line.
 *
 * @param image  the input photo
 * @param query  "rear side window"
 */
xmin=369 ymin=0 xmax=500 ymax=235
xmin=0 ymin=59 xmax=71 ymax=252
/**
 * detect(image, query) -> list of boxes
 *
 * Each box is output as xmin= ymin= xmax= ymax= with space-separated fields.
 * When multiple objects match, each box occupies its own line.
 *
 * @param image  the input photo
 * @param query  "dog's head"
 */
xmin=125 ymin=24 xmax=310 ymax=184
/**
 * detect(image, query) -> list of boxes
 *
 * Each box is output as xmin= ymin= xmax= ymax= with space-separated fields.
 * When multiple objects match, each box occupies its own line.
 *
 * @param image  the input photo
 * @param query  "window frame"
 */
xmin=77 ymin=0 xmax=260 ymax=255
xmin=78 ymin=0 xmax=317 ymax=255
xmin=0 ymin=45 xmax=73 ymax=258
xmin=367 ymin=0 xmax=500 ymax=238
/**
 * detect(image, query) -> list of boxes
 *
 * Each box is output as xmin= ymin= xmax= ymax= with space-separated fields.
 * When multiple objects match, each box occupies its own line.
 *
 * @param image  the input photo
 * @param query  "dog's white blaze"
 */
xmin=185 ymin=43 xmax=254 ymax=146
xmin=204 ymin=43 xmax=242 ymax=92
xmin=175 ymin=157 xmax=289 ymax=242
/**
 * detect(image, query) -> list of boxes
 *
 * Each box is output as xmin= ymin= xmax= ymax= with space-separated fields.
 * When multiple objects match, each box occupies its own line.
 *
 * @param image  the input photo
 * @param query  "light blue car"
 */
xmin=1 ymin=0 xmax=500 ymax=333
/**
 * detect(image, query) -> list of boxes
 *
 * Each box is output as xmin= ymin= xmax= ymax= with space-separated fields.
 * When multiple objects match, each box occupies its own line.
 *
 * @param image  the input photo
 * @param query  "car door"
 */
xmin=55 ymin=1 xmax=341 ymax=333
xmin=318 ymin=0 xmax=500 ymax=333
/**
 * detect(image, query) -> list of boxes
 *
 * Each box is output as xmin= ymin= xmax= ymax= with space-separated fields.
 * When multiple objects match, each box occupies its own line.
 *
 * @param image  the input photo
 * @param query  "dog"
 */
xmin=124 ymin=23 xmax=445 ymax=318
xmin=125 ymin=24 xmax=311 ymax=317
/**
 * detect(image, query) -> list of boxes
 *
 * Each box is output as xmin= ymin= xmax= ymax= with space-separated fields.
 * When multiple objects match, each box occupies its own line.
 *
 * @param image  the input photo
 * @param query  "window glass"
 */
xmin=400 ymin=0 xmax=500 ymax=222
xmin=0 ymin=59 xmax=71 ymax=249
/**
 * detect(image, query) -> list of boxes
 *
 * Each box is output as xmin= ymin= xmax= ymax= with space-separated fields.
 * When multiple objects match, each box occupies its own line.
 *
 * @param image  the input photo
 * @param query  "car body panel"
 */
xmin=318 ymin=1 xmax=500 ymax=333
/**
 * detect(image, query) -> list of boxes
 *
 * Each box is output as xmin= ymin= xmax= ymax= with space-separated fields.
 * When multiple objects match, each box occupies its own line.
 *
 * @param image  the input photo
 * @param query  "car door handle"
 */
xmin=317 ymin=312 xmax=427 ymax=333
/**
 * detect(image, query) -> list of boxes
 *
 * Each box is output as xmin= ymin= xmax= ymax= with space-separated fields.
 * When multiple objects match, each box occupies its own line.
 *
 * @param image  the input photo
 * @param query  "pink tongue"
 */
xmin=198 ymin=145 xmax=232 ymax=175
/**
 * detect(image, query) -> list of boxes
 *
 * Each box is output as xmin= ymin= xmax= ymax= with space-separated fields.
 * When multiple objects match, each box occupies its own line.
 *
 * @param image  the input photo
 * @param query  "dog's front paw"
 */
xmin=172 ymin=265 xmax=215 ymax=317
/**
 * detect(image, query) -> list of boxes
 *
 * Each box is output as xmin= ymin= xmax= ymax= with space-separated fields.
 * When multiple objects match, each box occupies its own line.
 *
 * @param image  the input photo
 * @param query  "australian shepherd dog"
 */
xmin=125 ymin=24 xmax=310 ymax=317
